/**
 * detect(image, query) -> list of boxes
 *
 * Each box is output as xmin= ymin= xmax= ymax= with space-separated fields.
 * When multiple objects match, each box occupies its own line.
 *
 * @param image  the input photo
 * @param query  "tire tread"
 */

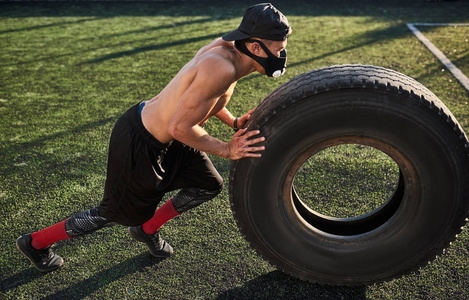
xmin=229 ymin=64 xmax=469 ymax=285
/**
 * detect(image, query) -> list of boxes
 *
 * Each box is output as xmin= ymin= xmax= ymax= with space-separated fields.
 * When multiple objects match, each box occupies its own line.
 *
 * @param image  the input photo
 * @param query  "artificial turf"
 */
xmin=1 ymin=1 xmax=468 ymax=299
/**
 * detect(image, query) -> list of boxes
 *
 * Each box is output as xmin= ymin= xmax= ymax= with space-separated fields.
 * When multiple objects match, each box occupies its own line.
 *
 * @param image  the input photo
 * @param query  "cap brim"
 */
xmin=222 ymin=29 xmax=252 ymax=41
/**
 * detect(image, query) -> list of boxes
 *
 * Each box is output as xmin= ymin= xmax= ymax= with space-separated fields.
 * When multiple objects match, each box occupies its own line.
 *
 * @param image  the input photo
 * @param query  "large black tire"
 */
xmin=229 ymin=65 xmax=469 ymax=285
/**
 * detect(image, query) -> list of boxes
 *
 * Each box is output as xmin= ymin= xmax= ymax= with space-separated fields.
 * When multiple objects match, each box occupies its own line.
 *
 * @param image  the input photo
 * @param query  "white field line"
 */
xmin=411 ymin=23 xmax=469 ymax=27
xmin=407 ymin=23 xmax=469 ymax=92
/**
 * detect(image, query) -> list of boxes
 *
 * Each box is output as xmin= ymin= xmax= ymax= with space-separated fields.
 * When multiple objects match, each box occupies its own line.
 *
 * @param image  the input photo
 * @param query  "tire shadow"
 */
xmin=216 ymin=271 xmax=367 ymax=300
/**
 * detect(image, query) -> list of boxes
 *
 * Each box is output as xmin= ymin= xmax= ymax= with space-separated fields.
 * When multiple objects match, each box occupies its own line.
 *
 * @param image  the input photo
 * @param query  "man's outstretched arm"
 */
xmin=168 ymin=57 xmax=265 ymax=160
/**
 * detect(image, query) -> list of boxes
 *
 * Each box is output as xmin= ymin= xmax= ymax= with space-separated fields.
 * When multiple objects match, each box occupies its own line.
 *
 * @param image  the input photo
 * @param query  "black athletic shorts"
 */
xmin=98 ymin=102 xmax=224 ymax=226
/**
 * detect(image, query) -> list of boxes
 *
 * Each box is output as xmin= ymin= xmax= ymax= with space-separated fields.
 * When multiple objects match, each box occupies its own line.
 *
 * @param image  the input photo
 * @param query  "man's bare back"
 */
xmin=141 ymin=39 xmax=236 ymax=143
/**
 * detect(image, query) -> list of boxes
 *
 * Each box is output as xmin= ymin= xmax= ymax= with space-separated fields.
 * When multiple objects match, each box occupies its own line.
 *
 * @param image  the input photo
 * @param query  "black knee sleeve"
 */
xmin=172 ymin=187 xmax=222 ymax=213
xmin=65 ymin=207 xmax=112 ymax=237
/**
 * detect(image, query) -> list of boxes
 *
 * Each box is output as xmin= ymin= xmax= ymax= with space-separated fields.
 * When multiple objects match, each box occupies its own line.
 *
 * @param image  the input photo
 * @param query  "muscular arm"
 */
xmin=215 ymin=82 xmax=254 ymax=130
xmin=216 ymin=107 xmax=236 ymax=128
xmin=168 ymin=56 xmax=264 ymax=159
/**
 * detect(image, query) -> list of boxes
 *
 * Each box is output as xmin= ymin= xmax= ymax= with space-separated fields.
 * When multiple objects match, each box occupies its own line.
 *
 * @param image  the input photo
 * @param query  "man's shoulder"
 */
xmin=195 ymin=47 xmax=237 ymax=81
xmin=197 ymin=38 xmax=234 ymax=54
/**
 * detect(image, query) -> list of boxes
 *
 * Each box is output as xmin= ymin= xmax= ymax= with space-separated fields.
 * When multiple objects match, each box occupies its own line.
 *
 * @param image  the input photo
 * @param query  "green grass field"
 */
xmin=1 ymin=1 xmax=469 ymax=299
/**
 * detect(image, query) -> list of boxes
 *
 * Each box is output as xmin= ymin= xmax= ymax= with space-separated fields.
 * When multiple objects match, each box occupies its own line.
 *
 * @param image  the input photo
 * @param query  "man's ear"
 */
xmin=249 ymin=41 xmax=262 ymax=56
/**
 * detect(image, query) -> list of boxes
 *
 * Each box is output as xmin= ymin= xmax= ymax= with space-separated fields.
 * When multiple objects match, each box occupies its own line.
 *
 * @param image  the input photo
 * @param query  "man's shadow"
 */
xmin=216 ymin=270 xmax=367 ymax=300
xmin=41 ymin=253 xmax=164 ymax=300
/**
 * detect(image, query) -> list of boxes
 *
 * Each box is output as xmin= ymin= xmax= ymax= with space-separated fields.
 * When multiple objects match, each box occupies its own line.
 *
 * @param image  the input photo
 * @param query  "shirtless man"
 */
xmin=16 ymin=3 xmax=291 ymax=272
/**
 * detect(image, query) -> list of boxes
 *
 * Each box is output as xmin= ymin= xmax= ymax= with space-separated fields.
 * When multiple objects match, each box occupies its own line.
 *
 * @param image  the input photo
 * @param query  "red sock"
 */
xmin=30 ymin=219 xmax=72 ymax=250
xmin=142 ymin=199 xmax=181 ymax=235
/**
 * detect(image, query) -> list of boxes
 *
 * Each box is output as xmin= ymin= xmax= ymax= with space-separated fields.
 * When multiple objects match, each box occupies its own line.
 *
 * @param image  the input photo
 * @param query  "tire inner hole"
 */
xmin=293 ymin=144 xmax=400 ymax=219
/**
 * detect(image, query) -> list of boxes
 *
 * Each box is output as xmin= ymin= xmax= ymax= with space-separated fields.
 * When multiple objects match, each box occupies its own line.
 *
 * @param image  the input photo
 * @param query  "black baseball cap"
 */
xmin=222 ymin=3 xmax=291 ymax=42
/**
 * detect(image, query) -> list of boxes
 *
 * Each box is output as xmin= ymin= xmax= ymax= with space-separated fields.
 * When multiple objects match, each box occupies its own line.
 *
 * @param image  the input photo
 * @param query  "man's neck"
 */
xmin=233 ymin=48 xmax=258 ymax=80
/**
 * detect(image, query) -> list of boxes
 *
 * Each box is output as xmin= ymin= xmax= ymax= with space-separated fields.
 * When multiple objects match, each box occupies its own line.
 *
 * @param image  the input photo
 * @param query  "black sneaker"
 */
xmin=16 ymin=234 xmax=63 ymax=272
xmin=128 ymin=226 xmax=173 ymax=257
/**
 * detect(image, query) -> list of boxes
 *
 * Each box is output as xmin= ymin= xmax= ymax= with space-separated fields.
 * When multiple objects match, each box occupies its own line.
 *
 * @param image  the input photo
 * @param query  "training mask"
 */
xmin=235 ymin=40 xmax=287 ymax=78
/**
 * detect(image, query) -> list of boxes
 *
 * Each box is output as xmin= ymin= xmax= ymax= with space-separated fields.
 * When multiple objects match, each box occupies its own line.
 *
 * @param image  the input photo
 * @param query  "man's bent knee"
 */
xmin=65 ymin=207 xmax=112 ymax=237
xmin=172 ymin=187 xmax=222 ymax=213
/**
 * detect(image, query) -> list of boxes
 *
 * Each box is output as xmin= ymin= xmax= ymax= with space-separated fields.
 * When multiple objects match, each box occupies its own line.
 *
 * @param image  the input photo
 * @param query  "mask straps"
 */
xmin=245 ymin=39 xmax=277 ymax=58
